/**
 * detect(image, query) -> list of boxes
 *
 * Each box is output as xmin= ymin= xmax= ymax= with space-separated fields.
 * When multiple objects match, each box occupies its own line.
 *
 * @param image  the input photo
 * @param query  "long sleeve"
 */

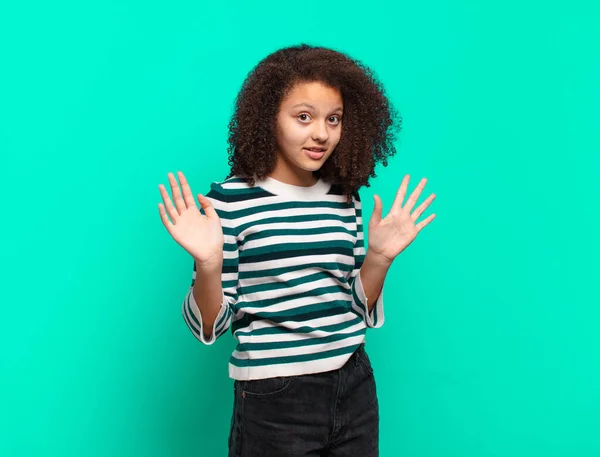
xmin=347 ymin=192 xmax=385 ymax=328
xmin=181 ymin=181 xmax=239 ymax=344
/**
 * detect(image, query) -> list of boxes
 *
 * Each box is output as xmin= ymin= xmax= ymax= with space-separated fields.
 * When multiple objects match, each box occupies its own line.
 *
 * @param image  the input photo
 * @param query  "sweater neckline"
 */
xmin=253 ymin=174 xmax=332 ymax=199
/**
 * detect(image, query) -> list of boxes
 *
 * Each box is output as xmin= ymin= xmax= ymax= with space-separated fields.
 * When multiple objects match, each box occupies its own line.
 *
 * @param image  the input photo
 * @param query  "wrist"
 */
xmin=193 ymin=255 xmax=223 ymax=271
xmin=364 ymin=249 xmax=393 ymax=270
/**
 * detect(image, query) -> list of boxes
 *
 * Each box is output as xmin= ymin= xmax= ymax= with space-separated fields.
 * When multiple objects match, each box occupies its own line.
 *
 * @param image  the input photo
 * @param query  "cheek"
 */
xmin=281 ymin=122 xmax=309 ymax=146
xmin=331 ymin=126 xmax=342 ymax=145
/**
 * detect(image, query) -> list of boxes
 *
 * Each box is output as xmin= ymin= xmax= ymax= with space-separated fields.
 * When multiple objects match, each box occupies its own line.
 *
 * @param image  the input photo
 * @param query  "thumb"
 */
xmin=369 ymin=194 xmax=383 ymax=228
xmin=197 ymin=193 xmax=219 ymax=219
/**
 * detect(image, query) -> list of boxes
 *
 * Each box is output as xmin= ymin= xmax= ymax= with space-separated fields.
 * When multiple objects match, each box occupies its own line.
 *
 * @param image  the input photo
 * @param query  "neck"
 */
xmin=269 ymin=158 xmax=318 ymax=187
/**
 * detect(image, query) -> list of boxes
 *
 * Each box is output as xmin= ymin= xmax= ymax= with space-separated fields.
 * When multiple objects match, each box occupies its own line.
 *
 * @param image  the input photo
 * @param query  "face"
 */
xmin=271 ymin=81 xmax=343 ymax=186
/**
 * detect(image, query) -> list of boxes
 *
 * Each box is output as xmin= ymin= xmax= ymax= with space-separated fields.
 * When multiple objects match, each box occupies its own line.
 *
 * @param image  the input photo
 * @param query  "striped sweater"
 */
xmin=181 ymin=174 xmax=385 ymax=380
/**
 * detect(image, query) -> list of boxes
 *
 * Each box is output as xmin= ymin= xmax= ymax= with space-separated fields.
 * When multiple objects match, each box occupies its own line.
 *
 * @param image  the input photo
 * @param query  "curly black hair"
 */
xmin=225 ymin=44 xmax=402 ymax=203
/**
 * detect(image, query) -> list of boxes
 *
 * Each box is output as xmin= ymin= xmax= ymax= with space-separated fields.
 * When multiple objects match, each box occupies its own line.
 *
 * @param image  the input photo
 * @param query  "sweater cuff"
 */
xmin=352 ymin=270 xmax=385 ymax=328
xmin=184 ymin=288 xmax=230 ymax=344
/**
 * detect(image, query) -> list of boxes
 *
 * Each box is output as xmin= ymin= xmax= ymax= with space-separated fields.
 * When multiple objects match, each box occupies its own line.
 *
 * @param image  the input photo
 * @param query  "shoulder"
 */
xmin=206 ymin=175 xmax=271 ymax=205
xmin=329 ymin=182 xmax=361 ymax=203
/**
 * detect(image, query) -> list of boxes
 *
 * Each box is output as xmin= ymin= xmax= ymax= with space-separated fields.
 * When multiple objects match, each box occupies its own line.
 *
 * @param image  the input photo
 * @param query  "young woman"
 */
xmin=158 ymin=44 xmax=436 ymax=457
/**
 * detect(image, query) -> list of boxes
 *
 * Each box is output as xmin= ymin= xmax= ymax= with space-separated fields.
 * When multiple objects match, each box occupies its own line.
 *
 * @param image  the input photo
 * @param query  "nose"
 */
xmin=312 ymin=120 xmax=329 ymax=142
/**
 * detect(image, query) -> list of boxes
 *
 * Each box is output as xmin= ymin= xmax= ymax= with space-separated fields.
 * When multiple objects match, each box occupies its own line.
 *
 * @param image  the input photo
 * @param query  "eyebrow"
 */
xmin=291 ymin=103 xmax=343 ymax=112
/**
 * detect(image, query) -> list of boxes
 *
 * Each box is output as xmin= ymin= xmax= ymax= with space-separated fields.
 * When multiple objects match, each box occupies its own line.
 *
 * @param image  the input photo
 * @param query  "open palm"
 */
xmin=368 ymin=175 xmax=437 ymax=264
xmin=158 ymin=171 xmax=224 ymax=266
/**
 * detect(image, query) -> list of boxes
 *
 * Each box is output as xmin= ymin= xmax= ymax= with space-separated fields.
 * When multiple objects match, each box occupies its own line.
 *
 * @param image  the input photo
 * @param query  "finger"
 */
xmin=177 ymin=171 xmax=197 ymax=209
xmin=168 ymin=172 xmax=186 ymax=214
xmin=416 ymin=213 xmax=436 ymax=232
xmin=159 ymin=184 xmax=179 ymax=223
xmin=411 ymin=193 xmax=436 ymax=221
xmin=369 ymin=194 xmax=383 ymax=228
xmin=404 ymin=178 xmax=428 ymax=213
xmin=197 ymin=193 xmax=219 ymax=219
xmin=158 ymin=203 xmax=174 ymax=234
xmin=391 ymin=174 xmax=410 ymax=213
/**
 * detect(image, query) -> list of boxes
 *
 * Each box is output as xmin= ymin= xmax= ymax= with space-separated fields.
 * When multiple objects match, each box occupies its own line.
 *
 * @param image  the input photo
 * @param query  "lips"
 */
xmin=305 ymin=148 xmax=326 ymax=160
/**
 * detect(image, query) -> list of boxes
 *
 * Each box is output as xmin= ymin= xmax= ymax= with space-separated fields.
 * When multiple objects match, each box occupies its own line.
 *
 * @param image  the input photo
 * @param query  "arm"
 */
xmin=181 ymin=182 xmax=240 ymax=344
xmin=359 ymin=250 xmax=392 ymax=312
xmin=190 ymin=259 xmax=227 ymax=340
xmin=351 ymin=174 xmax=437 ymax=325
xmin=348 ymin=193 xmax=386 ymax=328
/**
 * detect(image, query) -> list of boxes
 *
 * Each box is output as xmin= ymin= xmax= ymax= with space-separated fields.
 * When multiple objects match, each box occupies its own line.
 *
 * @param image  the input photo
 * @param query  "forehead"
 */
xmin=281 ymin=81 xmax=343 ymax=108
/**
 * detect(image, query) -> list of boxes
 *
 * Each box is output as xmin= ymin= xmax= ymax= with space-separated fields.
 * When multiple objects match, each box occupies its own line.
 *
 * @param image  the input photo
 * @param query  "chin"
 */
xmin=300 ymin=162 xmax=324 ymax=172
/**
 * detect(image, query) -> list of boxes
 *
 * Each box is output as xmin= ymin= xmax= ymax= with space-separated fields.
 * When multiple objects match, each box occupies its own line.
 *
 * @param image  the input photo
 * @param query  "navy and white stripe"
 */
xmin=182 ymin=175 xmax=384 ymax=380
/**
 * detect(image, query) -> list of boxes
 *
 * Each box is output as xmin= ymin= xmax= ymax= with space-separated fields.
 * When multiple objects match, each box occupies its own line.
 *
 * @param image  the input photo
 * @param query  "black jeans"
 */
xmin=228 ymin=343 xmax=379 ymax=456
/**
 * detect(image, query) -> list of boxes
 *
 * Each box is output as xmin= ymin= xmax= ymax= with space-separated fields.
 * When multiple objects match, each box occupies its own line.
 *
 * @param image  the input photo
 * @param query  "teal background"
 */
xmin=1 ymin=1 xmax=599 ymax=456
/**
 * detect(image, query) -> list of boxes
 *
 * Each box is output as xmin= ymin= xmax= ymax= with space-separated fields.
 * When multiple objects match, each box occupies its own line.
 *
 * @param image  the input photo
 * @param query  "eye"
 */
xmin=298 ymin=113 xmax=311 ymax=123
xmin=329 ymin=115 xmax=341 ymax=125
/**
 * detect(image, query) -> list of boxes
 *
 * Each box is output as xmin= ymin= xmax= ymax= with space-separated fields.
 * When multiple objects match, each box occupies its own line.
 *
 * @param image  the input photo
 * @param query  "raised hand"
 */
xmin=158 ymin=171 xmax=224 ymax=267
xmin=367 ymin=174 xmax=437 ymax=264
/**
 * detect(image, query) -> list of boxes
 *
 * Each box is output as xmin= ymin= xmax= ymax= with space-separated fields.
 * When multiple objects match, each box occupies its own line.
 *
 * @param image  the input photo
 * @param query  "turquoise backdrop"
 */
xmin=1 ymin=1 xmax=599 ymax=456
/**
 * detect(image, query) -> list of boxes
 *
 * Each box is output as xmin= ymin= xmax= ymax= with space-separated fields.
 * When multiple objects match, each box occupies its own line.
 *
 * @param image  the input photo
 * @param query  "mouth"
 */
xmin=304 ymin=148 xmax=326 ymax=159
